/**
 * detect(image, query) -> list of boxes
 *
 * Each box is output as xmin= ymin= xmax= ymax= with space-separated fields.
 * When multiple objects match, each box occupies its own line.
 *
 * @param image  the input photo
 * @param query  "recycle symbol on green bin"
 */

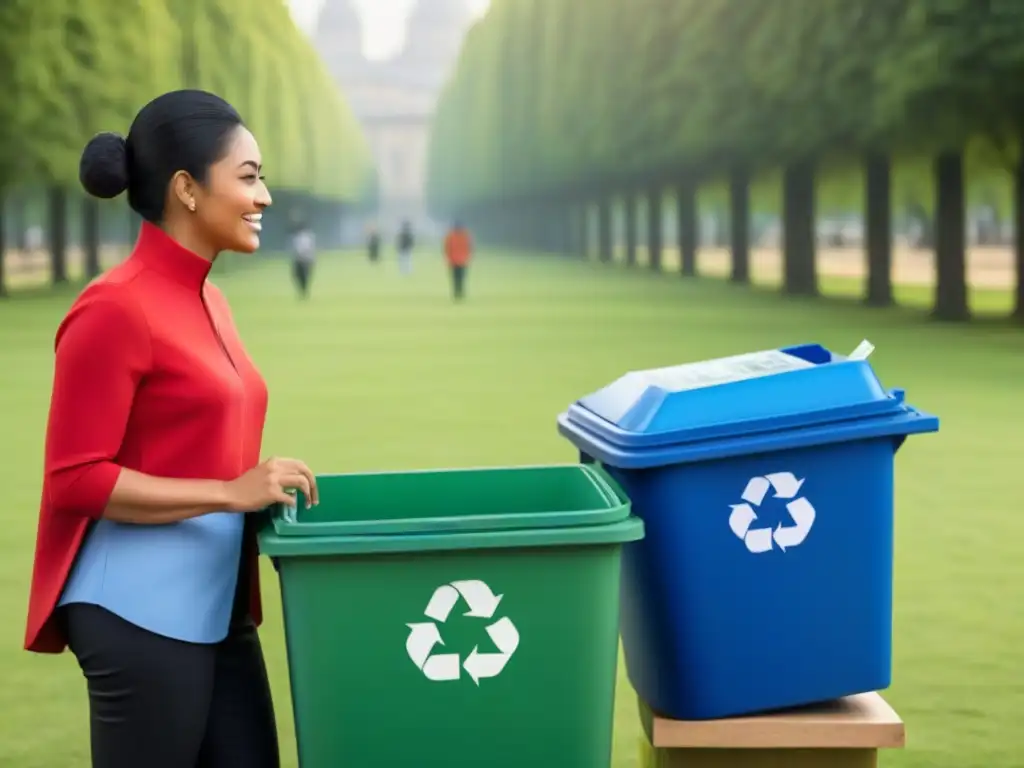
xmin=405 ymin=579 xmax=520 ymax=685
xmin=728 ymin=472 xmax=816 ymax=554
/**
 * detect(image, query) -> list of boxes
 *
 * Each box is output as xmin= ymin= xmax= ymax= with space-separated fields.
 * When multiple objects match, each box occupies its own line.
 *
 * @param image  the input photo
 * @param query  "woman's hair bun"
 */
xmin=79 ymin=132 xmax=129 ymax=199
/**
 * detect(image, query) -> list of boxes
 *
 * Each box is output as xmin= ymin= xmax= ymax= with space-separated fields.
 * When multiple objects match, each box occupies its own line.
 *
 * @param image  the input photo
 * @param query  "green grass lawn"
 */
xmin=0 ymin=249 xmax=1021 ymax=767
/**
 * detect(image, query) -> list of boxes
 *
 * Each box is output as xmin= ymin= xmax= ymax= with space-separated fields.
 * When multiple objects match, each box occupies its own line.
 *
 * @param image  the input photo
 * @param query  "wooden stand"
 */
xmin=639 ymin=693 xmax=905 ymax=768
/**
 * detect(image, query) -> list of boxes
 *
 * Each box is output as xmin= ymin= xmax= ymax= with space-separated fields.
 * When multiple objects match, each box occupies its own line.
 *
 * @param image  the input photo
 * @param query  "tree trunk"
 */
xmin=11 ymin=195 xmax=26 ymax=251
xmin=517 ymin=204 xmax=528 ymax=251
xmin=575 ymin=203 xmax=588 ymax=259
xmin=539 ymin=203 xmax=550 ymax=252
xmin=490 ymin=211 xmax=499 ymax=249
xmin=504 ymin=211 xmax=512 ymax=249
xmin=524 ymin=202 xmax=532 ymax=250
xmin=933 ymin=151 xmax=969 ymax=321
xmin=0 ymin=195 xmax=7 ymax=297
xmin=326 ymin=200 xmax=344 ymax=251
xmin=1014 ymin=157 xmax=1024 ymax=322
xmin=532 ymin=204 xmax=544 ymax=252
xmin=507 ymin=207 xmax=518 ymax=250
xmin=782 ymin=159 xmax=817 ymax=295
xmin=554 ymin=204 xmax=567 ymax=255
xmin=83 ymin=197 xmax=101 ymax=280
xmin=648 ymin=187 xmax=663 ymax=271
xmin=678 ymin=180 xmax=697 ymax=276
xmin=49 ymin=186 xmax=68 ymax=284
xmin=598 ymin=197 xmax=612 ymax=263
xmin=566 ymin=204 xmax=577 ymax=256
xmin=556 ymin=204 xmax=570 ymax=254
xmin=530 ymin=204 xmax=540 ymax=252
xmin=864 ymin=152 xmax=893 ymax=306
xmin=729 ymin=168 xmax=749 ymax=284
xmin=543 ymin=203 xmax=556 ymax=252
xmin=624 ymin=193 xmax=637 ymax=266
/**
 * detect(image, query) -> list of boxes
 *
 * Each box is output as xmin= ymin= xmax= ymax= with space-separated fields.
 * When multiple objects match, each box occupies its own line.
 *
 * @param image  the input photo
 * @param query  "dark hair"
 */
xmin=78 ymin=90 xmax=244 ymax=223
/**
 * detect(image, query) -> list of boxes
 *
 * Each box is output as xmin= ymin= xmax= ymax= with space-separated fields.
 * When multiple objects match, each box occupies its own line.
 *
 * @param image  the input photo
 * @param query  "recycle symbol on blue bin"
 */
xmin=728 ymin=472 xmax=816 ymax=554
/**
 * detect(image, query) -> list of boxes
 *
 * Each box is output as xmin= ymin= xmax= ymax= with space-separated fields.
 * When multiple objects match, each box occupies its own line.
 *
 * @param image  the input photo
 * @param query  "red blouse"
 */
xmin=24 ymin=222 xmax=269 ymax=653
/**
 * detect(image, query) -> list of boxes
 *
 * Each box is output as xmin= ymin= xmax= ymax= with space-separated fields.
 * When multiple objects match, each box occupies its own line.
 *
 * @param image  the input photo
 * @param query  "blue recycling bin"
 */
xmin=556 ymin=343 xmax=939 ymax=721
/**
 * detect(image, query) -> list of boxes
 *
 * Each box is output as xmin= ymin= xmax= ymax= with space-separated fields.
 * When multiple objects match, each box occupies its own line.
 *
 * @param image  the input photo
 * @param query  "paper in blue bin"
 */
xmin=556 ymin=342 xmax=938 ymax=721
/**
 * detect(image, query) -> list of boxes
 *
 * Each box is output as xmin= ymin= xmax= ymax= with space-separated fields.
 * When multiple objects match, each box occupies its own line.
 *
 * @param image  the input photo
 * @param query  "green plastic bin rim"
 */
xmin=268 ymin=463 xmax=631 ymax=538
xmin=258 ymin=514 xmax=645 ymax=558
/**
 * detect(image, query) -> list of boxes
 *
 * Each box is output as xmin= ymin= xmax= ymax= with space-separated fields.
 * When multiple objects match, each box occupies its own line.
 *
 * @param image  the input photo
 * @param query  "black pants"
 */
xmin=63 ymin=604 xmax=279 ymax=768
xmin=292 ymin=259 xmax=312 ymax=297
xmin=450 ymin=264 xmax=467 ymax=299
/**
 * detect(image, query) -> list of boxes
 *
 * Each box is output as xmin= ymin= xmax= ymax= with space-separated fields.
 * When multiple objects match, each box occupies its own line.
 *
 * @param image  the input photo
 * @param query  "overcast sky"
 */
xmin=288 ymin=0 xmax=490 ymax=60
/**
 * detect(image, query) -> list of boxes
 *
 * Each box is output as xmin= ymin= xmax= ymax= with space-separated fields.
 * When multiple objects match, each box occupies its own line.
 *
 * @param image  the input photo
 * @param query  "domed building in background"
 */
xmin=314 ymin=0 xmax=477 ymax=242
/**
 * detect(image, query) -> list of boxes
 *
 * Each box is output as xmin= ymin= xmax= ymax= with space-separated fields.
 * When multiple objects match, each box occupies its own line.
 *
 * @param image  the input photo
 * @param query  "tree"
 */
xmin=0 ymin=0 xmax=373 ymax=295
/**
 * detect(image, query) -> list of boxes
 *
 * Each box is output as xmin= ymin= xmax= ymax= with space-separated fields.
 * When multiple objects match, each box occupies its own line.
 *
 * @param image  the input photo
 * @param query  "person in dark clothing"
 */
xmin=290 ymin=223 xmax=315 ymax=299
xmin=367 ymin=225 xmax=381 ymax=263
xmin=396 ymin=220 xmax=414 ymax=274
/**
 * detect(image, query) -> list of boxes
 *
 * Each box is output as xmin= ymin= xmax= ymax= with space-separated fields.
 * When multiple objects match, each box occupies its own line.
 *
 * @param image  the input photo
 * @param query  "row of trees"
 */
xmin=426 ymin=0 xmax=1024 ymax=320
xmin=0 ymin=0 xmax=373 ymax=294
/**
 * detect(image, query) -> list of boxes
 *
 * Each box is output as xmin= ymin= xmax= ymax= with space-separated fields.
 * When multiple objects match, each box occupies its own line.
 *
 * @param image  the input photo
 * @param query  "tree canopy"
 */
xmin=427 ymin=0 xmax=1024 ymax=214
xmin=0 ymin=0 xmax=372 ymax=201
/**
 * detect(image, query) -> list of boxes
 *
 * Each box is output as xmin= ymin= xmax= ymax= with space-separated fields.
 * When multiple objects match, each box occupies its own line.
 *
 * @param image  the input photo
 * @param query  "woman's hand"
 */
xmin=224 ymin=456 xmax=319 ymax=512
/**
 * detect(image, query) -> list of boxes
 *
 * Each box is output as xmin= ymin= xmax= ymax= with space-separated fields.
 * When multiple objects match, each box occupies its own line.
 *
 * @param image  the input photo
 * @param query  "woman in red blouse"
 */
xmin=24 ymin=90 xmax=318 ymax=767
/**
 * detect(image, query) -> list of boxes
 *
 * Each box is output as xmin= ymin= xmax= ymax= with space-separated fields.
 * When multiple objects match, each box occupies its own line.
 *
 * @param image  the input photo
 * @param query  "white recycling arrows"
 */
xmin=773 ymin=496 xmax=815 ymax=552
xmin=765 ymin=472 xmax=804 ymax=500
xmin=424 ymin=653 xmax=462 ymax=682
xmin=405 ymin=622 xmax=461 ymax=681
xmin=451 ymin=579 xmax=503 ymax=618
xmin=464 ymin=617 xmax=520 ymax=685
xmin=728 ymin=471 xmax=816 ymax=554
xmin=423 ymin=584 xmax=460 ymax=622
xmin=405 ymin=579 xmax=519 ymax=685
xmin=406 ymin=622 xmax=443 ymax=669
xmin=728 ymin=501 xmax=757 ymax=539
xmin=740 ymin=476 xmax=770 ymax=506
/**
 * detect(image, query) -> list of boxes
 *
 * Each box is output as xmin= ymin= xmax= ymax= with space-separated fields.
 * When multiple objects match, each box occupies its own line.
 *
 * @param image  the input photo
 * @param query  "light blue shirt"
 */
xmin=59 ymin=511 xmax=245 ymax=644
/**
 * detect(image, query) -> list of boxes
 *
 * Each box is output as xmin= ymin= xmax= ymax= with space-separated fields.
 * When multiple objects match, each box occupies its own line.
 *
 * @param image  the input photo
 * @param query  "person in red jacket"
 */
xmin=24 ymin=89 xmax=319 ymax=768
xmin=443 ymin=220 xmax=473 ymax=300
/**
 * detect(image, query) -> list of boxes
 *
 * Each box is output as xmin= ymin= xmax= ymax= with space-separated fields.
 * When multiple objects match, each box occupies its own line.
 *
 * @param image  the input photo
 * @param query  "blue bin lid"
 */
xmin=563 ymin=342 xmax=922 ymax=451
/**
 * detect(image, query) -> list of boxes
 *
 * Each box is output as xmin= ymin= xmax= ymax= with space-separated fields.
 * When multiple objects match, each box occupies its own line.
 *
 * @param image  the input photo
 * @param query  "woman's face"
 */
xmin=193 ymin=126 xmax=272 ymax=254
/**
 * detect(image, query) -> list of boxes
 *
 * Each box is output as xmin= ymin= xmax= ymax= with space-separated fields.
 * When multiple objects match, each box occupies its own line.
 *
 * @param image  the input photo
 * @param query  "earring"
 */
xmin=188 ymin=200 xmax=196 ymax=212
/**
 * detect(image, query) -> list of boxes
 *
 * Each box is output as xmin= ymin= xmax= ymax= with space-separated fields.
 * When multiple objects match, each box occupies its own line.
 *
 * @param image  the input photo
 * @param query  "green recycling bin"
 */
xmin=258 ymin=464 xmax=644 ymax=768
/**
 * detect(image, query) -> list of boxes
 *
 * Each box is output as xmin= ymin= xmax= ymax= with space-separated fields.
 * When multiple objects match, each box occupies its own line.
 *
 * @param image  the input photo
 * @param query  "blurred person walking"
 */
xmin=396 ymin=219 xmax=414 ymax=274
xmin=444 ymin=220 xmax=473 ymax=301
xmin=367 ymin=223 xmax=381 ymax=263
xmin=290 ymin=217 xmax=316 ymax=299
